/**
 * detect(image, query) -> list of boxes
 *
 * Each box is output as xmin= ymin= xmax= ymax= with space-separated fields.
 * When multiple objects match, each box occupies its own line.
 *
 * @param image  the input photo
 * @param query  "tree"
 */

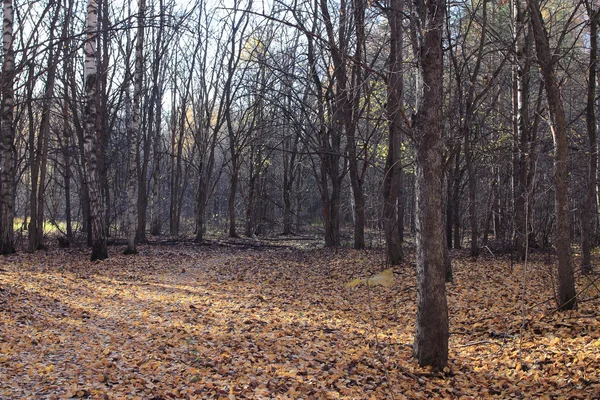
xmin=513 ymin=0 xmax=537 ymax=261
xmin=527 ymin=0 xmax=577 ymax=310
xmin=124 ymin=0 xmax=146 ymax=255
xmin=29 ymin=0 xmax=62 ymax=252
xmin=83 ymin=0 xmax=108 ymax=261
xmin=581 ymin=0 xmax=598 ymax=274
xmin=411 ymin=0 xmax=449 ymax=370
xmin=0 ymin=0 xmax=16 ymax=255
xmin=382 ymin=0 xmax=405 ymax=264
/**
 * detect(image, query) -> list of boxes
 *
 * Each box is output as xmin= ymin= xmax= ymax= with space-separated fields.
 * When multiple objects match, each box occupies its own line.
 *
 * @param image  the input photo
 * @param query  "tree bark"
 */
xmin=513 ymin=0 xmax=535 ymax=261
xmin=582 ymin=2 xmax=599 ymax=274
xmin=125 ymin=0 xmax=145 ymax=255
xmin=527 ymin=0 xmax=577 ymax=310
xmin=412 ymin=0 xmax=449 ymax=370
xmin=83 ymin=0 xmax=108 ymax=261
xmin=345 ymin=0 xmax=367 ymax=250
xmin=228 ymin=161 xmax=239 ymax=237
xmin=0 ymin=0 xmax=16 ymax=255
xmin=382 ymin=0 xmax=404 ymax=263
xmin=149 ymin=0 xmax=165 ymax=236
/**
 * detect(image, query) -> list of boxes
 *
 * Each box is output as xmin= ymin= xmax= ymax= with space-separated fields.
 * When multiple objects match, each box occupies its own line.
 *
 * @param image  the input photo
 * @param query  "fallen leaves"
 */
xmin=344 ymin=269 xmax=395 ymax=288
xmin=0 ymin=244 xmax=598 ymax=399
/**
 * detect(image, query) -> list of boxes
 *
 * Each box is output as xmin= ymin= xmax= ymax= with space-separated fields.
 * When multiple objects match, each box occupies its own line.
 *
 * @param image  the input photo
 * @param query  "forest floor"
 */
xmin=1 ymin=238 xmax=599 ymax=399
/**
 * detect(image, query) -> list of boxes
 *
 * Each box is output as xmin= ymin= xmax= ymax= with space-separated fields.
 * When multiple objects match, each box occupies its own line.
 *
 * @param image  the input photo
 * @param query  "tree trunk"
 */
xmin=61 ymin=0 xmax=74 ymax=243
xmin=282 ymin=169 xmax=293 ymax=234
xmin=412 ymin=0 xmax=449 ymax=370
xmin=83 ymin=0 xmax=107 ymax=261
xmin=124 ymin=0 xmax=145 ymax=255
xmin=465 ymin=126 xmax=478 ymax=257
xmin=527 ymin=0 xmax=577 ymax=310
xmin=98 ymin=0 xmax=110 ymax=238
xmin=136 ymin=125 xmax=150 ymax=243
xmin=0 ymin=0 xmax=16 ymax=255
xmin=382 ymin=0 xmax=404 ymax=264
xmin=245 ymin=154 xmax=257 ymax=237
xmin=62 ymin=104 xmax=73 ymax=241
xmin=452 ymin=154 xmax=461 ymax=249
xmin=582 ymin=3 xmax=599 ymax=274
xmin=149 ymin=11 xmax=164 ymax=237
xmin=513 ymin=0 xmax=534 ymax=261
xmin=30 ymin=3 xmax=59 ymax=251
xmin=228 ymin=162 xmax=239 ymax=237
xmin=150 ymin=115 xmax=162 ymax=236
xmin=27 ymin=61 xmax=39 ymax=252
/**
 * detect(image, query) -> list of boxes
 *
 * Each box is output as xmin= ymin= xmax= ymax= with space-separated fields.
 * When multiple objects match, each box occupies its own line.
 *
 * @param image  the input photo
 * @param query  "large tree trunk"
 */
xmin=412 ymin=0 xmax=449 ymax=370
xmin=83 ymin=0 xmax=107 ymax=261
xmin=124 ymin=0 xmax=145 ymax=255
xmin=0 ymin=0 xmax=16 ymax=255
xmin=35 ymin=0 xmax=62 ymax=249
xmin=344 ymin=0 xmax=366 ymax=250
xmin=98 ymin=0 xmax=111 ymax=238
xmin=149 ymin=1 xmax=165 ymax=237
xmin=381 ymin=0 xmax=404 ymax=263
xmin=527 ymin=0 xmax=577 ymax=310
xmin=582 ymin=3 xmax=599 ymax=274
xmin=318 ymin=0 xmax=345 ymax=248
xmin=513 ymin=0 xmax=534 ymax=261
xmin=61 ymin=0 xmax=74 ymax=242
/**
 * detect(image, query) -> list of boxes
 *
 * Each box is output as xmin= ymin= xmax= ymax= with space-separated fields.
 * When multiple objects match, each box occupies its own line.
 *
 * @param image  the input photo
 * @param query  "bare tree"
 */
xmin=581 ymin=0 xmax=598 ymax=274
xmin=83 ymin=0 xmax=108 ymax=261
xmin=383 ymin=0 xmax=405 ymax=264
xmin=124 ymin=0 xmax=146 ymax=254
xmin=28 ymin=0 xmax=62 ymax=252
xmin=513 ymin=0 xmax=536 ymax=261
xmin=0 ymin=0 xmax=16 ymax=255
xmin=411 ymin=0 xmax=449 ymax=370
xmin=527 ymin=0 xmax=577 ymax=310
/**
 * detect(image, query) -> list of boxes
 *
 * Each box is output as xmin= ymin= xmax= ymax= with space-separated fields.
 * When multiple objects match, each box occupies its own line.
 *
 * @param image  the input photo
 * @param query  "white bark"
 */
xmin=125 ymin=0 xmax=145 ymax=254
xmin=83 ymin=0 xmax=107 ymax=261
xmin=0 ymin=0 xmax=15 ymax=254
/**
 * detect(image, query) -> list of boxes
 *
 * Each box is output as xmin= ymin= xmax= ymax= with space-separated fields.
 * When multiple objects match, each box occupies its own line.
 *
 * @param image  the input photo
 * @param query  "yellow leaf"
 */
xmin=343 ymin=278 xmax=365 ymax=288
xmin=366 ymin=269 xmax=394 ymax=287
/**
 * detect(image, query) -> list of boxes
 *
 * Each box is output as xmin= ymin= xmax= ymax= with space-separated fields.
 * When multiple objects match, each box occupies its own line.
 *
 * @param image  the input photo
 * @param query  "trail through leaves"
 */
xmin=0 ymin=244 xmax=599 ymax=399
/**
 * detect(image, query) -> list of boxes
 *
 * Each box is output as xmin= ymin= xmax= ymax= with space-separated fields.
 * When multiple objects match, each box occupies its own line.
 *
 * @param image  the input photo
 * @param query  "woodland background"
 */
xmin=1 ymin=0 xmax=599 ymax=261
xmin=1 ymin=0 xmax=600 ymax=396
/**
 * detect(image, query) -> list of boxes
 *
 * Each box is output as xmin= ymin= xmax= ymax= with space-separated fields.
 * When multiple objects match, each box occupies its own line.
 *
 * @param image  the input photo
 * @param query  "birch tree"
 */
xmin=83 ymin=0 xmax=108 ymax=261
xmin=124 ymin=0 xmax=146 ymax=254
xmin=0 ymin=0 xmax=15 ymax=255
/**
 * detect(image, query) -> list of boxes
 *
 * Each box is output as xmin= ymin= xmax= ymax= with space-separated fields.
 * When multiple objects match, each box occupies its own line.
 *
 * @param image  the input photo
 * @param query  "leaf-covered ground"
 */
xmin=1 ymin=242 xmax=599 ymax=399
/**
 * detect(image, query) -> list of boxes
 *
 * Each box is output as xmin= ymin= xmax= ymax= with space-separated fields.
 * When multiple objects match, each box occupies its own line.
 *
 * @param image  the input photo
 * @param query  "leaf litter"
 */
xmin=0 ymin=244 xmax=598 ymax=399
